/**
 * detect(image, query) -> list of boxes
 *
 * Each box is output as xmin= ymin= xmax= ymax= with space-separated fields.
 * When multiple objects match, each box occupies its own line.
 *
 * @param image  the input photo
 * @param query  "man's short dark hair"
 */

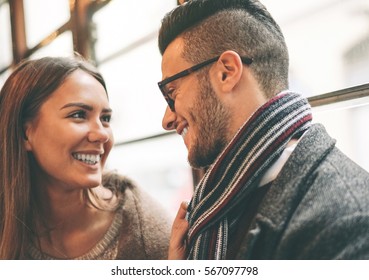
xmin=158 ymin=0 xmax=289 ymax=98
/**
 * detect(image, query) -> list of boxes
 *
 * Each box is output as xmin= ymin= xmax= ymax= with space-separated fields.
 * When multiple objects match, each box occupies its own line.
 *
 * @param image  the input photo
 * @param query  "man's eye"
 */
xmin=167 ymin=88 xmax=176 ymax=99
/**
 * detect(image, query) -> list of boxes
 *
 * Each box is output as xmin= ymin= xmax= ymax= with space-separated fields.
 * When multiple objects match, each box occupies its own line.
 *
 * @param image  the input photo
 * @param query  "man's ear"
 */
xmin=213 ymin=50 xmax=244 ymax=92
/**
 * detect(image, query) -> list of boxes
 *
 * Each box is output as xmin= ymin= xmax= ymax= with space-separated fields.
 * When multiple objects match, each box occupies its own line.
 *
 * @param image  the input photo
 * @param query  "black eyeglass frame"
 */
xmin=158 ymin=55 xmax=253 ymax=112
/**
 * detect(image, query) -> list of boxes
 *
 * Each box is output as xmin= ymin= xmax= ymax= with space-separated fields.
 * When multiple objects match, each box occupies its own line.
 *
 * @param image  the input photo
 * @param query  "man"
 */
xmin=158 ymin=0 xmax=369 ymax=259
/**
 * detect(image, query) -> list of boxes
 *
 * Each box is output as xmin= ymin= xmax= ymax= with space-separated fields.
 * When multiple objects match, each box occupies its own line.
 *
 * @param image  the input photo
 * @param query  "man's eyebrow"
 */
xmin=60 ymin=102 xmax=112 ymax=113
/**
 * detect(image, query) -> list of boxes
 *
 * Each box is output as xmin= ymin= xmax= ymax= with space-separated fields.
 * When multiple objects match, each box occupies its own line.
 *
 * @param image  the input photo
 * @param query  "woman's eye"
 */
xmin=101 ymin=114 xmax=111 ymax=123
xmin=69 ymin=111 xmax=86 ymax=119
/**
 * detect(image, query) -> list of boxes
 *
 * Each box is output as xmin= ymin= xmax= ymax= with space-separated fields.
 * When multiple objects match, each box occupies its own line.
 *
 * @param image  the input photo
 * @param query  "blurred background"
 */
xmin=1 ymin=0 xmax=369 ymax=217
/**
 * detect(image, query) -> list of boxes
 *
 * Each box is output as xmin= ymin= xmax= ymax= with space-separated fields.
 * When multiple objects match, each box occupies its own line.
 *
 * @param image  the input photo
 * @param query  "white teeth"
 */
xmin=73 ymin=153 xmax=101 ymax=165
xmin=181 ymin=127 xmax=188 ymax=139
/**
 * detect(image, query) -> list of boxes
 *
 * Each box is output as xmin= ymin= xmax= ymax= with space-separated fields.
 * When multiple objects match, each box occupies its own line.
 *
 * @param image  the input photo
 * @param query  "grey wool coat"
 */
xmin=237 ymin=124 xmax=369 ymax=259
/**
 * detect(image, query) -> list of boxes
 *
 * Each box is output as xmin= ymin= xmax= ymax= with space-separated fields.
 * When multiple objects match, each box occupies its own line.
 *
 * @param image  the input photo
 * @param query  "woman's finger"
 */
xmin=168 ymin=201 xmax=189 ymax=260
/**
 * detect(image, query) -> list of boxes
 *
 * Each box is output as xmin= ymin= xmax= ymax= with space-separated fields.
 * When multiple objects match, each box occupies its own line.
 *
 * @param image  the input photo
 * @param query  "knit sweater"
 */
xmin=28 ymin=173 xmax=172 ymax=260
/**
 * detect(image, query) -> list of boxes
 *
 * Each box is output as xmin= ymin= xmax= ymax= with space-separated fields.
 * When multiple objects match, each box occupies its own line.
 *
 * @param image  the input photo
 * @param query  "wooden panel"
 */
xmin=9 ymin=0 xmax=27 ymax=63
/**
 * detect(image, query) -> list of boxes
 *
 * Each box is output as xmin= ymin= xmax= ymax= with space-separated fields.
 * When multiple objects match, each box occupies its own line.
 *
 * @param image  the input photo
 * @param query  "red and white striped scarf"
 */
xmin=187 ymin=91 xmax=312 ymax=259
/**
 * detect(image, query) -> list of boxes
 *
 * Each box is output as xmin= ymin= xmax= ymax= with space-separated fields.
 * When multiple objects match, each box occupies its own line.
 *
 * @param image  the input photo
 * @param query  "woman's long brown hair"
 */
xmin=0 ymin=56 xmax=107 ymax=259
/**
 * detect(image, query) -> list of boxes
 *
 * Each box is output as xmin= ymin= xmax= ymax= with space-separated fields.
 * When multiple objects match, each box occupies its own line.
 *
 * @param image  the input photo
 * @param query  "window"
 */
xmin=264 ymin=0 xmax=369 ymax=95
xmin=1 ymin=0 xmax=369 ymax=217
xmin=23 ymin=0 xmax=70 ymax=48
xmin=0 ymin=1 xmax=12 ymax=72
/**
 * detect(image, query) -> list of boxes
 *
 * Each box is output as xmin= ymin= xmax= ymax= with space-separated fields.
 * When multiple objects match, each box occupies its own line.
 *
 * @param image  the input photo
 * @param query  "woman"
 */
xmin=0 ymin=56 xmax=171 ymax=259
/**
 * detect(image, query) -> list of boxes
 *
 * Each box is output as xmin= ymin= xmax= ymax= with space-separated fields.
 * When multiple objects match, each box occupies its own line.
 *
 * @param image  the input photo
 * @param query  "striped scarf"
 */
xmin=187 ymin=91 xmax=312 ymax=259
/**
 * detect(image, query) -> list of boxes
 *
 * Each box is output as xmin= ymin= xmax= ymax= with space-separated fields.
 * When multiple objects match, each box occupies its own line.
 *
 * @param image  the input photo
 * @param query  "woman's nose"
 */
xmin=88 ymin=122 xmax=110 ymax=143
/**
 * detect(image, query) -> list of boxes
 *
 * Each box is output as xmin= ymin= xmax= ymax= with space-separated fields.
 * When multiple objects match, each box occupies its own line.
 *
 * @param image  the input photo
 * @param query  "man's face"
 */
xmin=161 ymin=38 xmax=231 ymax=168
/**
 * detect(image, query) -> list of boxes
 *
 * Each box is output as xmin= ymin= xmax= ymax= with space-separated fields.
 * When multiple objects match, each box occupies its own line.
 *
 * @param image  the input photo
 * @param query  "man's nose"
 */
xmin=162 ymin=106 xmax=176 ymax=131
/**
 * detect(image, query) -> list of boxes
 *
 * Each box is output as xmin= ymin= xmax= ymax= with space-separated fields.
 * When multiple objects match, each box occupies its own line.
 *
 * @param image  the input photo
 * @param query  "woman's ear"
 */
xmin=23 ymin=122 xmax=33 ymax=151
xmin=214 ymin=50 xmax=244 ymax=92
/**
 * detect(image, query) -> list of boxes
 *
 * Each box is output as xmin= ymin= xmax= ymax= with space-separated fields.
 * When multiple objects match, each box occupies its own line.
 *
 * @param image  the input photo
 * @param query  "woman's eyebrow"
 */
xmin=60 ymin=102 xmax=93 ymax=111
xmin=60 ymin=102 xmax=112 ymax=113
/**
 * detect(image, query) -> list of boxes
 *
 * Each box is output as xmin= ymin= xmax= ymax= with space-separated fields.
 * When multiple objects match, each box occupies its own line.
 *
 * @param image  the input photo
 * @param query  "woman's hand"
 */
xmin=168 ymin=201 xmax=189 ymax=260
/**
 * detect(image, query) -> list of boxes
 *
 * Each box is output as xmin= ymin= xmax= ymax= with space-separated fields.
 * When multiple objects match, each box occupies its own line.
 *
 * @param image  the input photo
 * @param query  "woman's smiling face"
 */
xmin=24 ymin=69 xmax=114 ymax=190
